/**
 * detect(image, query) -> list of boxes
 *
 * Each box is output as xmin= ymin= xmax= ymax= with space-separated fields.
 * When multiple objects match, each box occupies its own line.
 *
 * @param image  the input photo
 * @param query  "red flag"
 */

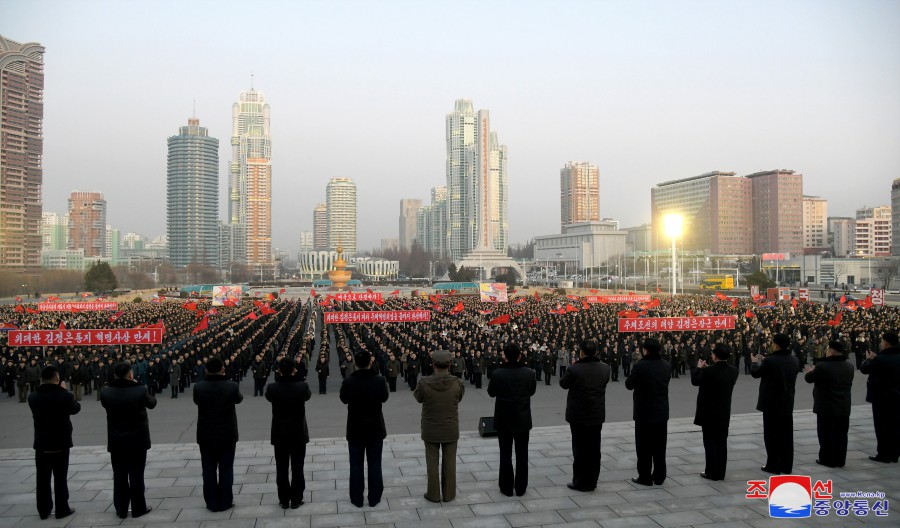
xmin=183 ymin=302 xmax=198 ymax=311
xmin=581 ymin=300 xmax=590 ymax=310
xmin=565 ymin=305 xmax=578 ymax=313
xmin=839 ymin=295 xmax=846 ymax=305
xmin=589 ymin=289 xmax=599 ymax=294
xmin=860 ymin=296 xmax=874 ymax=309
xmin=687 ymin=309 xmax=694 ymax=317
xmin=260 ymin=304 xmax=276 ymax=315
xmin=513 ymin=311 xmax=525 ymax=316
xmin=529 ymin=317 xmax=539 ymax=327
xmin=451 ymin=302 xmax=464 ymax=314
xmin=147 ymin=320 xmax=165 ymax=329
xmin=745 ymin=309 xmax=755 ymax=318
xmin=310 ymin=288 xmax=317 ymax=297
xmin=14 ymin=305 xmax=24 ymax=313
xmin=448 ymin=290 xmax=456 ymax=295
xmin=487 ymin=314 xmax=510 ymax=325
xmin=645 ymin=298 xmax=660 ymax=309
xmin=827 ymin=311 xmax=842 ymax=326
xmin=244 ymin=312 xmax=258 ymax=321
xmin=618 ymin=310 xmax=640 ymax=318
xmin=47 ymin=296 xmax=60 ymax=301
xmin=265 ymin=293 xmax=275 ymax=301
xmin=15 ymin=296 xmax=22 ymax=302
xmin=390 ymin=290 xmax=400 ymax=296
xmin=534 ymin=292 xmax=540 ymax=301
xmin=206 ymin=308 xmax=218 ymax=316
xmin=374 ymin=298 xmax=385 ymax=306
xmin=25 ymin=308 xmax=39 ymax=314
xmin=81 ymin=292 xmax=90 ymax=298
xmin=791 ymin=299 xmax=797 ymax=309
xmin=731 ymin=298 xmax=738 ymax=309
xmin=656 ymin=287 xmax=662 ymax=293
xmin=478 ymin=309 xmax=493 ymax=315
xmin=223 ymin=298 xmax=237 ymax=307
xmin=280 ymin=288 xmax=286 ymax=294
xmin=59 ymin=321 xmax=66 ymax=330
xmin=192 ymin=315 xmax=209 ymax=334
xmin=109 ymin=311 xmax=124 ymax=322
xmin=629 ymin=291 xmax=635 ymax=295
xmin=715 ymin=292 xmax=728 ymax=301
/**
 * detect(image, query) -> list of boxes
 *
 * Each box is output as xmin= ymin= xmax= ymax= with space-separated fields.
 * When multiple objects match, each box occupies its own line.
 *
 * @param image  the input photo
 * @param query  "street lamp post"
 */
xmin=664 ymin=214 xmax=683 ymax=297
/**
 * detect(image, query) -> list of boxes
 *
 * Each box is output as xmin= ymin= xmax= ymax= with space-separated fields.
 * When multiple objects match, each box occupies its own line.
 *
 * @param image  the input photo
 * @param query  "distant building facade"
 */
xmin=416 ymin=186 xmax=449 ymax=259
xmin=299 ymin=231 xmax=313 ymax=252
xmin=828 ymin=217 xmax=856 ymax=257
xmin=802 ymin=195 xmax=828 ymax=252
xmin=560 ymin=161 xmax=599 ymax=231
xmin=41 ymin=212 xmax=67 ymax=251
xmin=67 ymin=191 xmax=107 ymax=258
xmin=399 ymin=198 xmax=422 ymax=250
xmin=313 ymin=203 xmax=327 ymax=250
xmin=747 ymin=169 xmax=803 ymax=255
xmin=167 ymin=117 xmax=219 ymax=267
xmin=326 ymin=177 xmax=357 ymax=255
xmin=893 ymin=179 xmax=900 ymax=256
xmin=0 ymin=36 xmax=44 ymax=272
xmin=855 ymin=205 xmax=891 ymax=256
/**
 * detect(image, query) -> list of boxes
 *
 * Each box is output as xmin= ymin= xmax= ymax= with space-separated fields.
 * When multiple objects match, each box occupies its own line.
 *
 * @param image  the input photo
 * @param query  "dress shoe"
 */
xmin=279 ymin=501 xmax=289 ymax=509
xmin=499 ymin=488 xmax=514 ymax=497
xmin=631 ymin=478 xmax=653 ymax=486
xmin=423 ymin=494 xmax=441 ymax=503
xmin=132 ymin=507 xmax=152 ymax=518
xmin=868 ymin=455 xmax=892 ymax=463
xmin=815 ymin=459 xmax=837 ymax=468
xmin=700 ymin=473 xmax=720 ymax=481
xmin=515 ymin=489 xmax=527 ymax=497
xmin=39 ymin=514 xmax=50 ymax=520
xmin=653 ymin=478 xmax=665 ymax=486
xmin=291 ymin=500 xmax=304 ymax=509
xmin=116 ymin=511 xmax=128 ymax=519
xmin=55 ymin=509 xmax=75 ymax=520
xmin=760 ymin=466 xmax=780 ymax=474
xmin=219 ymin=503 xmax=235 ymax=512
xmin=351 ymin=500 xmax=364 ymax=508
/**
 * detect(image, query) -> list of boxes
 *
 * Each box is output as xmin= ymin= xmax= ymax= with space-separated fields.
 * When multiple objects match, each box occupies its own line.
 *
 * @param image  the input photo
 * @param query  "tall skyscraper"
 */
xmin=747 ymin=169 xmax=803 ymax=255
xmin=41 ymin=212 xmax=68 ymax=251
xmin=312 ymin=203 xmax=327 ymax=250
xmin=68 ymin=191 xmax=107 ymax=258
xmin=167 ymin=117 xmax=219 ymax=267
xmin=416 ymin=186 xmax=449 ymax=259
xmin=229 ymin=88 xmax=272 ymax=268
xmin=446 ymin=100 xmax=508 ymax=260
xmin=560 ymin=161 xmax=599 ymax=231
xmin=0 ymin=36 xmax=44 ymax=272
xmin=399 ymin=199 xmax=422 ymax=250
xmin=802 ymin=196 xmax=828 ymax=252
xmin=326 ymin=178 xmax=357 ymax=255
xmin=651 ymin=171 xmax=752 ymax=254
xmin=892 ymin=179 xmax=900 ymax=256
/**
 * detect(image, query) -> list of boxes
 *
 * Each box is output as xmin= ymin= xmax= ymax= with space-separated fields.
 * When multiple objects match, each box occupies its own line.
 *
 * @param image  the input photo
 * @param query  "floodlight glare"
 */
xmin=663 ymin=214 xmax=683 ymax=239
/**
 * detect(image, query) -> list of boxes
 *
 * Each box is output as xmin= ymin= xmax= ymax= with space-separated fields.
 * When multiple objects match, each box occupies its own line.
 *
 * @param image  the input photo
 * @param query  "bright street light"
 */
xmin=663 ymin=214 xmax=683 ymax=296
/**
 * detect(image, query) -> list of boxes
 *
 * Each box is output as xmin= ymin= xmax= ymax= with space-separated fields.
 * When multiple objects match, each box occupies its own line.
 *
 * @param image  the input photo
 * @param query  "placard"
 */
xmin=618 ymin=316 xmax=736 ymax=333
xmin=479 ymin=283 xmax=508 ymax=303
xmin=323 ymin=310 xmax=431 ymax=324
xmin=38 ymin=302 xmax=118 ymax=312
xmin=7 ymin=328 xmax=165 ymax=346
xmin=585 ymin=295 xmax=651 ymax=304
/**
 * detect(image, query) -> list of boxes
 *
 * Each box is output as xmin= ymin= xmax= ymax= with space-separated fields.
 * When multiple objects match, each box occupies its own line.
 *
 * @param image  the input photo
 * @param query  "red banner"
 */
xmin=38 ymin=302 xmax=119 ymax=312
xmin=7 ymin=328 xmax=165 ymax=347
xmin=324 ymin=310 xmax=430 ymax=324
xmin=586 ymin=295 xmax=651 ymax=304
xmin=618 ymin=316 xmax=736 ymax=333
xmin=332 ymin=292 xmax=384 ymax=302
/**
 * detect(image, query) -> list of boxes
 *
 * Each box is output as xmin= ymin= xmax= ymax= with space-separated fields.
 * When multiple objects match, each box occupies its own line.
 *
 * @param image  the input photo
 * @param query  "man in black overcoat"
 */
xmin=559 ymin=340 xmax=610 ymax=492
xmin=28 ymin=365 xmax=80 ymax=520
xmin=487 ymin=343 xmax=537 ymax=496
xmin=691 ymin=343 xmax=739 ymax=481
xmin=265 ymin=357 xmax=312 ymax=509
xmin=100 ymin=361 xmax=157 ymax=518
xmin=860 ymin=332 xmax=900 ymax=463
xmin=625 ymin=337 xmax=670 ymax=486
xmin=751 ymin=333 xmax=800 ymax=475
xmin=193 ymin=356 xmax=244 ymax=512
xmin=804 ymin=341 xmax=854 ymax=468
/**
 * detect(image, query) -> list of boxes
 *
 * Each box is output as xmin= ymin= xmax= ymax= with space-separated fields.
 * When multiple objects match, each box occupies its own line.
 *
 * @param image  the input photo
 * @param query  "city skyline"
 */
xmin=4 ymin=0 xmax=899 ymax=252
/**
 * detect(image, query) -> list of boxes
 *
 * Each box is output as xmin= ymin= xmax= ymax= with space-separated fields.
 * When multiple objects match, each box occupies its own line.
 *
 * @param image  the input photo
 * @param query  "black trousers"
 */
xmin=387 ymin=376 xmax=397 ymax=392
xmin=274 ymin=443 xmax=306 ymax=505
xmin=35 ymin=449 xmax=70 ymax=519
xmin=318 ymin=378 xmax=327 ymax=394
xmin=872 ymin=404 xmax=900 ymax=461
xmin=473 ymin=373 xmax=482 ymax=389
xmin=762 ymin=412 xmax=793 ymax=474
xmin=497 ymin=431 xmax=529 ymax=495
xmin=199 ymin=443 xmax=236 ymax=511
xmin=816 ymin=414 xmax=849 ymax=467
xmin=623 ymin=364 xmax=631 ymax=377
xmin=635 ymin=421 xmax=667 ymax=483
xmin=701 ymin=424 xmax=729 ymax=479
xmin=254 ymin=379 xmax=265 ymax=396
xmin=111 ymin=449 xmax=148 ymax=516
xmin=570 ymin=424 xmax=603 ymax=490
xmin=348 ymin=438 xmax=383 ymax=506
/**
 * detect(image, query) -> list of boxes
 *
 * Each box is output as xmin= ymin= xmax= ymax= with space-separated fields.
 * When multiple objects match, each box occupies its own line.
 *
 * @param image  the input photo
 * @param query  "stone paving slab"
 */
xmin=0 ymin=405 xmax=896 ymax=527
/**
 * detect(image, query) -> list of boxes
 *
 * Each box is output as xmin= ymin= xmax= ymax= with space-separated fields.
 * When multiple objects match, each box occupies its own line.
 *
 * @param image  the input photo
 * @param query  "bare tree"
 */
xmin=831 ymin=262 xmax=848 ymax=286
xmin=877 ymin=266 xmax=897 ymax=290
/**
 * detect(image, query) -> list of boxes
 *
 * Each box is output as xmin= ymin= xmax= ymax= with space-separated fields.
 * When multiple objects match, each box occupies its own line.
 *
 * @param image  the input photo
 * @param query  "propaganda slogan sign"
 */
xmin=8 ymin=328 xmax=165 ymax=347
xmin=618 ymin=316 xmax=736 ymax=333
xmin=586 ymin=295 xmax=651 ymax=304
xmin=38 ymin=302 xmax=118 ymax=312
xmin=332 ymin=292 xmax=383 ymax=302
xmin=324 ymin=310 xmax=431 ymax=324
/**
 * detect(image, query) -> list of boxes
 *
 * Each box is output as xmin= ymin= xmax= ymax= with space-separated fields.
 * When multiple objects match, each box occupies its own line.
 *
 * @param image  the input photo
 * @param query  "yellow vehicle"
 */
xmin=699 ymin=275 xmax=734 ymax=290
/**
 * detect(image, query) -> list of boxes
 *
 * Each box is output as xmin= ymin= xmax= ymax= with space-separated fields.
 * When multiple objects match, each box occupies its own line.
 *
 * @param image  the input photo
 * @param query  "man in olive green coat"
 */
xmin=413 ymin=350 xmax=464 ymax=502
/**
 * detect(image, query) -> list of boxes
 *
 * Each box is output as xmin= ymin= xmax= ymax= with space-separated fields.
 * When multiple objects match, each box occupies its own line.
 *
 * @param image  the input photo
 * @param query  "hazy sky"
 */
xmin=5 ymin=0 xmax=900 ymax=252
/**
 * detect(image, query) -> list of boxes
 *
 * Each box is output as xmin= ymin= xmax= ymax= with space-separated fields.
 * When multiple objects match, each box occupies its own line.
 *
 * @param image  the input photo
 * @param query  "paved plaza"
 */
xmin=0 ymin=404 xmax=896 ymax=528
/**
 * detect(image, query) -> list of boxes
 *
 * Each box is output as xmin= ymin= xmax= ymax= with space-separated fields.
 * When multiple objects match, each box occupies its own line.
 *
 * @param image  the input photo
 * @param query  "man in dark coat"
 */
xmin=860 ymin=332 xmax=900 ymax=463
xmin=625 ymin=337 xmax=671 ymax=486
xmin=691 ymin=343 xmax=739 ymax=481
xmin=28 ymin=365 xmax=80 ymax=520
xmin=487 ymin=343 xmax=537 ymax=497
xmin=751 ymin=333 xmax=800 ymax=475
xmin=339 ymin=350 xmax=390 ymax=508
xmin=100 ymin=361 xmax=157 ymax=518
xmin=804 ymin=341 xmax=854 ymax=468
xmin=265 ymin=357 xmax=312 ymax=509
xmin=559 ymin=340 xmax=610 ymax=492
xmin=193 ymin=356 xmax=244 ymax=512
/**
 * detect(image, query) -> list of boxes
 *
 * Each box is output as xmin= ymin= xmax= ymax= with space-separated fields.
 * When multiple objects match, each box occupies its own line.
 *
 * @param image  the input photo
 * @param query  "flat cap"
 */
xmin=433 ymin=350 xmax=451 ymax=363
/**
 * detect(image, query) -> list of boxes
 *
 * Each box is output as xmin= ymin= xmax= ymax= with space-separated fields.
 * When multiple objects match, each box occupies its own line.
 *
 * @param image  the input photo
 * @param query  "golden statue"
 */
xmin=328 ymin=244 xmax=352 ymax=290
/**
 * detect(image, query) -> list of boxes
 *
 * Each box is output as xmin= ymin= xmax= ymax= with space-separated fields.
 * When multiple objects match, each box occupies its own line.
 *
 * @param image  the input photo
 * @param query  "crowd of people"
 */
xmin=10 ymin=289 xmax=900 ymax=521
